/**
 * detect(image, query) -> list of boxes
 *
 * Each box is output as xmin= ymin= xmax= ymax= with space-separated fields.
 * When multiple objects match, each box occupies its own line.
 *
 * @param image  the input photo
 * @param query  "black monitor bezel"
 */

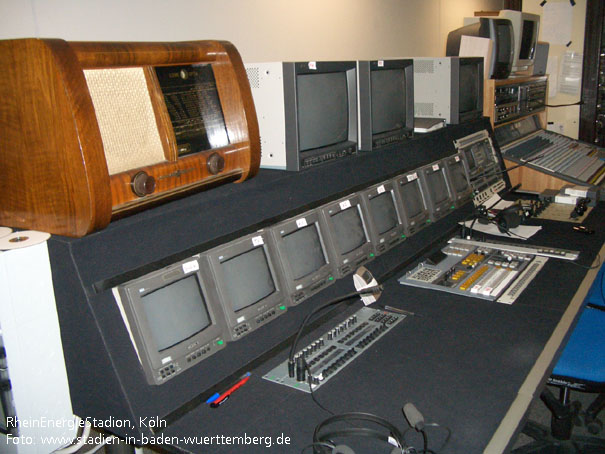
xmin=419 ymin=161 xmax=456 ymax=222
xmin=452 ymin=57 xmax=484 ymax=124
xmin=393 ymin=171 xmax=430 ymax=235
xmin=360 ymin=181 xmax=407 ymax=255
xmin=444 ymin=154 xmax=473 ymax=206
xmin=270 ymin=209 xmax=335 ymax=306
xmin=114 ymin=256 xmax=227 ymax=385
xmin=202 ymin=231 xmax=287 ymax=341
xmin=357 ymin=59 xmax=414 ymax=151
xmin=283 ymin=61 xmax=358 ymax=170
xmin=319 ymin=194 xmax=374 ymax=278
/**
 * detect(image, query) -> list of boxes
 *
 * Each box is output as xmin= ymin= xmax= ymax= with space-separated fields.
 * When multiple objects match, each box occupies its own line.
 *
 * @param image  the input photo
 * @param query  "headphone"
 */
xmin=494 ymin=205 xmax=522 ymax=233
xmin=312 ymin=412 xmax=406 ymax=454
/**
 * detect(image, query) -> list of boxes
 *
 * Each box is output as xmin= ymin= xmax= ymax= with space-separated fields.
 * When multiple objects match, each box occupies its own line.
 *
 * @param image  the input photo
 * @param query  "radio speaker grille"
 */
xmin=84 ymin=68 xmax=166 ymax=175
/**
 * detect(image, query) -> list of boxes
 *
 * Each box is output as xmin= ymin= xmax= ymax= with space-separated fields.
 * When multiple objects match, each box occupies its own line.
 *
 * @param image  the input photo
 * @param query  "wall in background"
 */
xmin=0 ymin=0 xmax=503 ymax=62
xmin=524 ymin=0 xmax=587 ymax=139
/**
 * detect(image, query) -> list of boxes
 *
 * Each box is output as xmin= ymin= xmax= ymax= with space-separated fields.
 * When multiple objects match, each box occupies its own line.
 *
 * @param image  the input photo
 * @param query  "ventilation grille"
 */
xmin=246 ymin=67 xmax=260 ymax=89
xmin=414 ymin=103 xmax=434 ymax=117
xmin=84 ymin=68 xmax=166 ymax=175
xmin=414 ymin=60 xmax=434 ymax=74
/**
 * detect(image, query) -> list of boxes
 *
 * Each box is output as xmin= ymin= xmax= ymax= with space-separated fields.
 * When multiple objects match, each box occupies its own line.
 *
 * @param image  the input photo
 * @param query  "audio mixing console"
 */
xmin=399 ymin=238 xmax=579 ymax=304
xmin=263 ymin=307 xmax=405 ymax=392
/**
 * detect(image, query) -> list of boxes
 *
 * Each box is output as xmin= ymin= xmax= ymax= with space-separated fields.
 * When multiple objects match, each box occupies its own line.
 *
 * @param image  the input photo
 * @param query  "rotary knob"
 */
xmin=206 ymin=152 xmax=225 ymax=175
xmin=131 ymin=171 xmax=156 ymax=197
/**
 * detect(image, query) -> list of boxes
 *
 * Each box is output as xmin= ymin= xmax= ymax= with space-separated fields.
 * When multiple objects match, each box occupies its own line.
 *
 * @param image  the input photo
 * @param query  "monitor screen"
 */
xmin=221 ymin=247 xmax=276 ymax=312
xmin=400 ymin=180 xmax=425 ymax=219
xmin=331 ymin=207 xmax=366 ymax=254
xmin=297 ymin=72 xmax=348 ymax=151
xmin=141 ymin=275 xmax=211 ymax=352
xmin=371 ymin=69 xmax=406 ymax=135
xmin=497 ymin=23 xmax=513 ymax=63
xmin=283 ymin=224 xmax=326 ymax=280
xmin=427 ymin=170 xmax=449 ymax=205
xmin=519 ymin=20 xmax=536 ymax=59
xmin=459 ymin=64 xmax=479 ymax=114
xmin=449 ymin=161 xmax=470 ymax=193
xmin=368 ymin=192 xmax=398 ymax=235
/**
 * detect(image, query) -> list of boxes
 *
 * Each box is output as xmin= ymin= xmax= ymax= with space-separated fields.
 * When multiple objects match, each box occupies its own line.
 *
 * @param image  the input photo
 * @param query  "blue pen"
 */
xmin=206 ymin=392 xmax=220 ymax=404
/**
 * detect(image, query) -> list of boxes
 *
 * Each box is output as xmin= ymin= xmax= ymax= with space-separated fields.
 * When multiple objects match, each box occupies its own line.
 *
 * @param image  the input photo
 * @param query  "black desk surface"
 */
xmin=46 ymin=119 xmax=604 ymax=454
xmin=158 ymin=207 xmax=605 ymax=454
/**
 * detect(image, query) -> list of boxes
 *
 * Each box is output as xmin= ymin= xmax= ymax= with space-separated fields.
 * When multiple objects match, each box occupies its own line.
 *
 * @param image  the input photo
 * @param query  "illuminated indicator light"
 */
xmin=217 ymin=340 xmax=224 ymax=345
xmin=328 ymin=276 xmax=334 ymax=281
xmin=426 ymin=219 xmax=432 ymax=223
xmin=451 ymin=205 xmax=455 ymax=209
xmin=370 ymin=253 xmax=375 ymax=257
xmin=279 ymin=305 xmax=286 ymax=310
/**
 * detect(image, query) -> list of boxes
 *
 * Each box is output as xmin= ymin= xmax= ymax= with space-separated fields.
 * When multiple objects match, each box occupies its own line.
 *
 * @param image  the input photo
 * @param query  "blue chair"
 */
xmin=514 ymin=264 xmax=605 ymax=453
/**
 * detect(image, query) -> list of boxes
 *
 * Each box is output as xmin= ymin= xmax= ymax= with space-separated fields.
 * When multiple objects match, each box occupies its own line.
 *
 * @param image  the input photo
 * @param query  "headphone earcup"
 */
xmin=333 ymin=445 xmax=356 ymax=454
xmin=496 ymin=207 xmax=521 ymax=233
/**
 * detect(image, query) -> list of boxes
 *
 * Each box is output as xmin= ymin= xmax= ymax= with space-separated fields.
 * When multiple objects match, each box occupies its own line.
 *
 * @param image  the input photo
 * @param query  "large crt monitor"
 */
xmin=446 ymin=18 xmax=514 ymax=79
xmin=393 ymin=170 xmax=430 ymax=236
xmin=270 ymin=210 xmax=335 ymax=306
xmin=245 ymin=61 xmax=358 ymax=170
xmin=113 ymin=256 xmax=228 ymax=385
xmin=414 ymin=57 xmax=484 ymax=124
xmin=319 ymin=195 xmax=374 ymax=278
xmin=360 ymin=181 xmax=407 ymax=255
xmin=419 ymin=160 xmax=455 ymax=222
xmin=357 ymin=59 xmax=414 ymax=151
xmin=497 ymin=10 xmax=540 ymax=73
xmin=201 ymin=231 xmax=288 ymax=341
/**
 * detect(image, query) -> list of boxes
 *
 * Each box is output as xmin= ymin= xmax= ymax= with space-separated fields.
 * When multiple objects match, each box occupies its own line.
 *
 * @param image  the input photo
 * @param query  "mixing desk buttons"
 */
xmin=461 ymin=253 xmax=485 ymax=268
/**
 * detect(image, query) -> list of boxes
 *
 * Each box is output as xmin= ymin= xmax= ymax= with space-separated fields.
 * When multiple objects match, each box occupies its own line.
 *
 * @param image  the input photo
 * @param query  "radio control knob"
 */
xmin=206 ymin=152 xmax=225 ymax=175
xmin=131 ymin=171 xmax=156 ymax=197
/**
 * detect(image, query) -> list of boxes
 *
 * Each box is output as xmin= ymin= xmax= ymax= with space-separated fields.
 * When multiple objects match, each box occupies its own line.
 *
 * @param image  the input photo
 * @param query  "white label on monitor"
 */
xmin=296 ymin=218 xmax=308 ymax=228
xmin=252 ymin=236 xmax=264 ymax=247
xmin=432 ymin=164 xmax=440 ymax=171
xmin=339 ymin=200 xmax=351 ymax=210
xmin=377 ymin=185 xmax=386 ymax=194
xmin=378 ymin=60 xmax=384 ymax=67
xmin=455 ymin=156 xmax=460 ymax=162
xmin=237 ymin=316 xmax=246 ymax=324
xmin=161 ymin=356 xmax=172 ymax=365
xmin=182 ymin=260 xmax=199 ymax=274
xmin=296 ymin=284 xmax=303 ymax=290
xmin=308 ymin=61 xmax=317 ymax=70
xmin=406 ymin=173 xmax=418 ymax=182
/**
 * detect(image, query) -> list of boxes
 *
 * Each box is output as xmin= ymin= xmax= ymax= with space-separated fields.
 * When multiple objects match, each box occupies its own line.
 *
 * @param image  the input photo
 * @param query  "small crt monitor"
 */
xmin=414 ymin=57 xmax=484 ymax=125
xmin=112 ymin=256 xmax=228 ymax=385
xmin=201 ymin=231 xmax=288 ymax=341
xmin=360 ymin=181 xmax=407 ymax=255
xmin=393 ymin=171 xmax=430 ymax=236
xmin=270 ymin=210 xmax=336 ymax=306
xmin=357 ymin=59 xmax=414 ymax=151
xmin=443 ymin=154 xmax=473 ymax=207
xmin=419 ymin=161 xmax=456 ymax=222
xmin=319 ymin=194 xmax=374 ymax=278
xmin=245 ymin=61 xmax=358 ymax=170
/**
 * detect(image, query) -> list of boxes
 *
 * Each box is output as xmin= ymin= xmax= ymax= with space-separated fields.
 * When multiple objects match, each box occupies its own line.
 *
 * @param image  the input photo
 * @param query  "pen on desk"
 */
xmin=209 ymin=372 xmax=251 ymax=408
xmin=384 ymin=305 xmax=420 ymax=317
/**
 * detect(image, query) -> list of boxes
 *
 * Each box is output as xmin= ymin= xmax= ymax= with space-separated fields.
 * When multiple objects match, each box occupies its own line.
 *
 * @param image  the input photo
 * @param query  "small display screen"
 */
xmin=427 ymin=169 xmax=450 ymax=205
xmin=519 ymin=20 xmax=536 ymax=60
xmin=371 ymin=69 xmax=406 ymax=135
xmin=297 ymin=72 xmax=349 ymax=151
xmin=449 ymin=161 xmax=470 ymax=193
xmin=221 ymin=247 xmax=276 ymax=313
xmin=331 ymin=206 xmax=366 ymax=254
xmin=283 ymin=224 xmax=327 ymax=280
xmin=459 ymin=64 xmax=479 ymax=114
xmin=369 ymin=192 xmax=399 ymax=234
xmin=155 ymin=64 xmax=229 ymax=156
xmin=496 ymin=24 xmax=512 ymax=62
xmin=141 ymin=275 xmax=211 ymax=352
xmin=400 ymin=180 xmax=425 ymax=218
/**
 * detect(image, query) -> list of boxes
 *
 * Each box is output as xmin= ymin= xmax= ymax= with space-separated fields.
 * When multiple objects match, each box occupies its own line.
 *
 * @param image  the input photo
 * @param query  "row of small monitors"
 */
xmin=112 ymin=152 xmax=477 ymax=385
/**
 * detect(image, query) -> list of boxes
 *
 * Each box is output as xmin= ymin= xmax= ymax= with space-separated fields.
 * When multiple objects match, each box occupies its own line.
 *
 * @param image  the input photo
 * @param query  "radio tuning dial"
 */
xmin=131 ymin=172 xmax=156 ymax=197
xmin=207 ymin=152 xmax=225 ymax=175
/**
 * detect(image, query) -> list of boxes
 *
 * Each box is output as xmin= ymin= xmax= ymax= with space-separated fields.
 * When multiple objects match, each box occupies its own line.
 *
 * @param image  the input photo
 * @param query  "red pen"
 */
xmin=210 ymin=372 xmax=251 ymax=408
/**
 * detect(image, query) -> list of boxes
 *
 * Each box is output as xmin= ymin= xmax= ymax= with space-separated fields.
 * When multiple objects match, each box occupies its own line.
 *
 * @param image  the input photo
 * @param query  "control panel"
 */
xmin=494 ymin=79 xmax=547 ymax=125
xmin=263 ymin=307 xmax=405 ymax=392
xmin=399 ymin=238 xmax=578 ymax=304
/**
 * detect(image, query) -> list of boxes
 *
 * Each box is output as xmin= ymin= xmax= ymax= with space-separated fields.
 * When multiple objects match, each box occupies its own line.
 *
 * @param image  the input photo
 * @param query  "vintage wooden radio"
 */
xmin=0 ymin=39 xmax=260 ymax=237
